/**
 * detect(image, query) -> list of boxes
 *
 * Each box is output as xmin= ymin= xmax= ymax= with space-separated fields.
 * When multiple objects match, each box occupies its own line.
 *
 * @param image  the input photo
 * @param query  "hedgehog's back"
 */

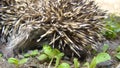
xmin=0 ymin=0 xmax=106 ymax=60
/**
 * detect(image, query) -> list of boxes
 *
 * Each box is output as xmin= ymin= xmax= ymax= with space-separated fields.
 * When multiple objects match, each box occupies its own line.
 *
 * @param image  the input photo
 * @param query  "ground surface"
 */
xmin=0 ymin=37 xmax=120 ymax=68
xmin=93 ymin=0 xmax=120 ymax=16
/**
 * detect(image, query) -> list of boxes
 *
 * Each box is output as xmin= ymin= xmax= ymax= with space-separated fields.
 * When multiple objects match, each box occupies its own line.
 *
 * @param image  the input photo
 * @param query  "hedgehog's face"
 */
xmin=0 ymin=0 xmax=105 ymax=59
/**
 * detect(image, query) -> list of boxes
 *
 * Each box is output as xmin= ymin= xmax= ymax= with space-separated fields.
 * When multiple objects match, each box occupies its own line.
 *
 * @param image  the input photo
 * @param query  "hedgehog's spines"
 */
xmin=0 ymin=0 xmax=105 ymax=59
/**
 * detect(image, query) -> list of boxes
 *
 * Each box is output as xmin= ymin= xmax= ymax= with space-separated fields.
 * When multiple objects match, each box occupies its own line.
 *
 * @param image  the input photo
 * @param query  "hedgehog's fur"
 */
xmin=0 ymin=0 xmax=105 ymax=59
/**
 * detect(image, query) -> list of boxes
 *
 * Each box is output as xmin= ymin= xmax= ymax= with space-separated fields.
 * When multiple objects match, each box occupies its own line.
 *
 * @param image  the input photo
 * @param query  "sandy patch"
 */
xmin=93 ymin=0 xmax=120 ymax=16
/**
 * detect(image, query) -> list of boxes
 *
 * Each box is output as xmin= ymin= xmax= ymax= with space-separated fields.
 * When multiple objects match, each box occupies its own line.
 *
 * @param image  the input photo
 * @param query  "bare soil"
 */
xmin=93 ymin=0 xmax=120 ymax=16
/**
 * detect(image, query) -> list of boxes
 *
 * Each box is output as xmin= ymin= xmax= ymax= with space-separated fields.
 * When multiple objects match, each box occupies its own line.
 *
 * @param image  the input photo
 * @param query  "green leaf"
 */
xmin=115 ymin=52 xmax=120 ymax=59
xmin=103 ymin=44 xmax=109 ymax=52
xmin=58 ymin=63 xmax=70 ymax=68
xmin=55 ymin=56 xmax=60 ymax=68
xmin=50 ymin=49 xmax=60 ymax=58
xmin=74 ymin=58 xmax=80 ymax=68
xmin=24 ymin=53 xmax=31 ymax=58
xmin=95 ymin=53 xmax=111 ymax=64
xmin=37 ymin=54 xmax=48 ymax=61
xmin=43 ymin=45 xmax=65 ymax=68
xmin=30 ymin=50 xmax=39 ymax=56
xmin=43 ymin=45 xmax=61 ymax=58
xmin=54 ymin=53 xmax=64 ymax=68
xmin=19 ymin=58 xmax=28 ymax=65
xmin=8 ymin=58 xmax=19 ymax=65
xmin=43 ymin=45 xmax=53 ymax=58
xmin=104 ymin=29 xmax=117 ymax=39
xmin=83 ymin=62 xmax=90 ymax=68
xmin=0 ymin=53 xmax=2 ymax=57
xmin=89 ymin=53 xmax=111 ymax=68
xmin=55 ymin=53 xmax=64 ymax=59
xmin=90 ymin=57 xmax=97 ymax=68
xmin=52 ymin=49 xmax=61 ymax=56
xmin=116 ymin=46 xmax=120 ymax=52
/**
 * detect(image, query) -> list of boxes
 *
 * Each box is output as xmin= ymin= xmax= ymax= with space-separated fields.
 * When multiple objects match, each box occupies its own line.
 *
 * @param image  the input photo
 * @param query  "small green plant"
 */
xmin=0 ymin=53 xmax=2 ymax=57
xmin=24 ymin=53 xmax=31 ymax=57
xmin=102 ymin=14 xmax=120 ymax=39
xmin=116 ymin=46 xmax=120 ymax=52
xmin=8 ymin=58 xmax=28 ymax=68
xmin=115 ymin=45 xmax=120 ymax=60
xmin=24 ymin=49 xmax=39 ymax=57
xmin=57 ymin=63 xmax=70 ymax=68
xmin=0 ymin=53 xmax=2 ymax=60
xmin=0 ymin=53 xmax=2 ymax=58
xmin=54 ymin=53 xmax=64 ymax=68
xmin=37 ymin=54 xmax=48 ymax=61
xmin=37 ymin=45 xmax=64 ymax=68
xmin=84 ymin=44 xmax=111 ymax=68
xmin=89 ymin=53 xmax=111 ymax=68
xmin=115 ymin=52 xmax=120 ymax=60
xmin=84 ymin=53 xmax=111 ymax=68
xmin=83 ymin=62 xmax=90 ymax=68
xmin=30 ymin=50 xmax=39 ymax=56
xmin=102 ymin=44 xmax=109 ymax=52
xmin=73 ymin=58 xmax=80 ymax=68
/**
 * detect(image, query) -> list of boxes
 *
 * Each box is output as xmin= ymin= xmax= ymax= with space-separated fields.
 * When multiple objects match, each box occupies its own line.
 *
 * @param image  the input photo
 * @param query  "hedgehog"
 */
xmin=0 ymin=0 xmax=106 ymax=59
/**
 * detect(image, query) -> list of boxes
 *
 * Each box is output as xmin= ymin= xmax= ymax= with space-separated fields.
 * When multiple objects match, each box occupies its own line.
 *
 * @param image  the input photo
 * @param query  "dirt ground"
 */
xmin=93 ymin=0 xmax=120 ymax=16
xmin=0 ymin=37 xmax=120 ymax=68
